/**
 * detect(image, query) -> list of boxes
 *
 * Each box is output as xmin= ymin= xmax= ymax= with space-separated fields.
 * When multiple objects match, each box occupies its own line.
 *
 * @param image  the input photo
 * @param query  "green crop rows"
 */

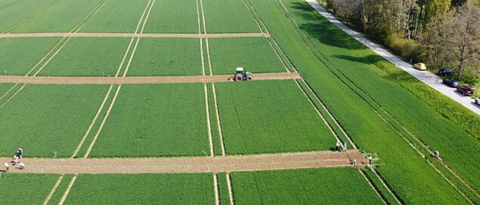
xmin=202 ymin=0 xmax=260 ymax=33
xmin=143 ymin=0 xmax=199 ymax=33
xmin=0 ymin=174 xmax=59 ymax=204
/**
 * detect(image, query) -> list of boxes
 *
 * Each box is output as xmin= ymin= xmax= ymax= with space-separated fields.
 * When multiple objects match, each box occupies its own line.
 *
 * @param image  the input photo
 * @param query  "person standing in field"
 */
xmin=343 ymin=142 xmax=347 ymax=152
xmin=3 ymin=162 xmax=9 ymax=172
xmin=336 ymin=140 xmax=342 ymax=152
xmin=16 ymin=148 xmax=23 ymax=159
xmin=367 ymin=156 xmax=373 ymax=166
xmin=18 ymin=162 xmax=25 ymax=170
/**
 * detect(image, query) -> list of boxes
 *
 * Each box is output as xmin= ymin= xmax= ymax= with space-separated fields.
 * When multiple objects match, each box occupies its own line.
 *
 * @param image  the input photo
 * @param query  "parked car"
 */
xmin=475 ymin=97 xmax=480 ymax=105
xmin=457 ymin=85 xmax=475 ymax=96
xmin=437 ymin=68 xmax=453 ymax=76
xmin=414 ymin=63 xmax=427 ymax=71
xmin=442 ymin=78 xmax=459 ymax=88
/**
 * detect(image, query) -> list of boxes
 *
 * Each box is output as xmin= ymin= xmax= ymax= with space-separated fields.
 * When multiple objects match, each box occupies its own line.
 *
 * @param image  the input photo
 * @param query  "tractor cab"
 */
xmin=233 ymin=67 xmax=252 ymax=81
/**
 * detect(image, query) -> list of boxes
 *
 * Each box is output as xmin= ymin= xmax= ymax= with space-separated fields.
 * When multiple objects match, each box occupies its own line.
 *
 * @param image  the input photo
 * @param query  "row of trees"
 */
xmin=324 ymin=0 xmax=480 ymax=82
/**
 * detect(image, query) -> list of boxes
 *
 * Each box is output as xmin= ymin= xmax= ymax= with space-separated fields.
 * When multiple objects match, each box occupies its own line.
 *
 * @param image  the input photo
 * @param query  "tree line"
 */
xmin=323 ymin=0 xmax=480 ymax=82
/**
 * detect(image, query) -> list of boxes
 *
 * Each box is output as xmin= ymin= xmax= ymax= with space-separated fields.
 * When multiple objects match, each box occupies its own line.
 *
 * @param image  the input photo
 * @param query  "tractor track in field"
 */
xmin=0 ymin=32 xmax=271 ymax=38
xmin=0 ymin=73 xmax=300 ymax=84
xmin=1 ymin=150 xmax=365 ymax=174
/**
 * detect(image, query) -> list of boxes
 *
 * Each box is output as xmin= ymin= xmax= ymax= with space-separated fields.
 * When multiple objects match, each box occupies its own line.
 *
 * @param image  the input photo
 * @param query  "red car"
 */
xmin=457 ymin=85 xmax=475 ymax=96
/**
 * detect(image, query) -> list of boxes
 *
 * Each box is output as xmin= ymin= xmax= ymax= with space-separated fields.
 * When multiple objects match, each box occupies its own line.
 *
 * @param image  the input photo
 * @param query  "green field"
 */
xmin=0 ymin=37 xmax=61 ymax=75
xmin=63 ymin=174 xmax=215 ymax=204
xmin=203 ymin=0 xmax=260 ymax=33
xmin=78 ymin=0 xmax=149 ymax=33
xmin=216 ymin=80 xmax=336 ymax=154
xmin=89 ymin=84 xmax=209 ymax=157
xmin=0 ymin=84 xmax=109 ymax=157
xmin=127 ymin=38 xmax=202 ymax=76
xmin=208 ymin=38 xmax=287 ymax=74
xmin=38 ymin=38 xmax=130 ymax=77
xmin=0 ymin=0 xmax=58 ymax=32
xmin=143 ymin=0 xmax=199 ymax=33
xmin=232 ymin=168 xmax=384 ymax=204
xmin=0 ymin=174 xmax=59 ymax=204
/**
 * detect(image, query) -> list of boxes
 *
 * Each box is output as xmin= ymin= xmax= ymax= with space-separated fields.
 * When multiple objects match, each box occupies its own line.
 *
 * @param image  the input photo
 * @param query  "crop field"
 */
xmin=232 ymin=168 xmax=384 ymax=204
xmin=0 ymin=0 xmax=479 ymax=204
xmin=0 ymin=37 xmax=62 ymax=75
xmin=208 ymin=38 xmax=287 ymax=74
xmin=127 ymin=38 xmax=202 ymax=76
xmin=78 ymin=0 xmax=149 ymax=33
xmin=0 ymin=84 xmax=109 ymax=157
xmin=38 ymin=38 xmax=130 ymax=77
xmin=88 ymin=84 xmax=209 ymax=157
xmin=215 ymin=80 xmax=336 ymax=154
xmin=143 ymin=0 xmax=198 ymax=33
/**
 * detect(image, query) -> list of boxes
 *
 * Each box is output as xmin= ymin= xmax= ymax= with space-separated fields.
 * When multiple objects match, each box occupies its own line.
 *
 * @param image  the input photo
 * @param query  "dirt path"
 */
xmin=0 ymin=32 xmax=271 ymax=38
xmin=1 ymin=150 xmax=365 ymax=174
xmin=0 ymin=73 xmax=300 ymax=84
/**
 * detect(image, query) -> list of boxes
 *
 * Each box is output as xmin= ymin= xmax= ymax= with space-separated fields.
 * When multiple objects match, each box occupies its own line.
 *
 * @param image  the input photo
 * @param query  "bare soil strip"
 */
xmin=1 ymin=150 xmax=365 ymax=174
xmin=0 ymin=33 xmax=271 ymax=38
xmin=0 ymin=73 xmax=300 ymax=84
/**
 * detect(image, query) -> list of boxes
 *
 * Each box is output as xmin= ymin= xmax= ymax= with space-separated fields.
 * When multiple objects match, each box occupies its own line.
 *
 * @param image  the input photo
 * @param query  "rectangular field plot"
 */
xmin=215 ymin=80 xmax=335 ymax=155
xmin=0 ymin=38 xmax=61 ymax=76
xmin=89 ymin=84 xmax=209 ymax=157
xmin=0 ymin=84 xmax=110 ymax=157
xmin=78 ymin=0 xmax=149 ymax=33
xmin=231 ymin=168 xmax=384 ymax=204
xmin=38 ymin=38 xmax=130 ymax=76
xmin=63 ymin=174 xmax=215 ymax=205
xmin=203 ymin=0 xmax=260 ymax=33
xmin=0 ymin=174 xmax=60 ymax=205
xmin=143 ymin=0 xmax=198 ymax=33
xmin=209 ymin=38 xmax=286 ymax=74
xmin=0 ymin=0 xmax=58 ymax=32
xmin=8 ymin=0 xmax=103 ymax=33
xmin=127 ymin=38 xmax=202 ymax=76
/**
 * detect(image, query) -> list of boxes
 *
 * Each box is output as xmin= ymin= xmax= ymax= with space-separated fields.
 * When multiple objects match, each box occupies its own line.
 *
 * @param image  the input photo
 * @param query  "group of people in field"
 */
xmin=2 ymin=148 xmax=24 ymax=172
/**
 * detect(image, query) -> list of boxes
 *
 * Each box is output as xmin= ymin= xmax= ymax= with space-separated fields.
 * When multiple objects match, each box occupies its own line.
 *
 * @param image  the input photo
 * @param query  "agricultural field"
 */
xmin=0 ymin=0 xmax=479 ymax=204
xmin=215 ymin=80 xmax=336 ymax=154
xmin=208 ymin=38 xmax=287 ymax=74
xmin=88 ymin=84 xmax=209 ymax=157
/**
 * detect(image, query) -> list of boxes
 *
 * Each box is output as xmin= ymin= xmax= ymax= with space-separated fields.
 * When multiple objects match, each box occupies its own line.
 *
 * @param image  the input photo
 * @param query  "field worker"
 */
xmin=18 ymin=162 xmax=25 ymax=170
xmin=367 ymin=156 xmax=373 ymax=166
xmin=351 ymin=159 xmax=356 ymax=165
xmin=16 ymin=148 xmax=23 ymax=159
xmin=343 ymin=142 xmax=347 ymax=152
xmin=335 ymin=140 xmax=342 ymax=152
xmin=4 ymin=162 xmax=9 ymax=172
xmin=11 ymin=155 xmax=19 ymax=165
xmin=434 ymin=151 xmax=443 ymax=162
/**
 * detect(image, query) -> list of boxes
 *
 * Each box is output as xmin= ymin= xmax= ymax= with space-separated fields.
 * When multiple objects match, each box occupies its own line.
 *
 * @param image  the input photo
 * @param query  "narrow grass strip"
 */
xmin=213 ymin=173 xmax=220 ymax=205
xmin=208 ymin=84 xmax=222 ymax=156
xmin=217 ymin=172 xmax=231 ymax=205
xmin=358 ymin=169 xmax=388 ymax=204
xmin=58 ymin=175 xmax=77 ymax=205
xmin=204 ymin=83 xmax=214 ymax=156
xmin=226 ymin=173 xmax=235 ymax=205
xmin=46 ymin=174 xmax=74 ymax=205
xmin=42 ymin=175 xmax=64 ymax=205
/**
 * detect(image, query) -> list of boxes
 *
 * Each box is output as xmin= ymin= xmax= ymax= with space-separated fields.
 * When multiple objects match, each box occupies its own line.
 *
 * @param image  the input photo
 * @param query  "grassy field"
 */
xmin=38 ymin=38 xmax=130 ymax=77
xmin=202 ymin=0 xmax=260 ymax=33
xmin=0 ymin=84 xmax=109 ymax=157
xmin=63 ymin=173 xmax=215 ymax=204
xmin=88 ymin=84 xmax=209 ymax=157
xmin=232 ymin=168 xmax=384 ymax=204
xmin=0 ymin=37 xmax=61 ymax=75
xmin=215 ymin=80 xmax=336 ymax=154
xmin=127 ymin=38 xmax=202 ymax=76
xmin=143 ymin=0 xmax=198 ymax=33
xmin=0 ymin=174 xmax=59 ymax=204
xmin=208 ymin=37 xmax=287 ymax=74
xmin=0 ymin=0 xmax=58 ymax=32
xmin=78 ymin=0 xmax=149 ymax=33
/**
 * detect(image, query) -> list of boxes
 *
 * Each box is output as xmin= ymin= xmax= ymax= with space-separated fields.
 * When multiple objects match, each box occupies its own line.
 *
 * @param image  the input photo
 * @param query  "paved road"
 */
xmin=0 ymin=150 xmax=365 ymax=174
xmin=306 ymin=0 xmax=480 ymax=116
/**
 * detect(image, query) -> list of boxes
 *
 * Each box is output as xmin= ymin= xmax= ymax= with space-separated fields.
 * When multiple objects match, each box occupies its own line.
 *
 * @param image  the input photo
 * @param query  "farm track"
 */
xmin=0 ymin=32 xmax=271 ymax=38
xmin=1 ymin=150 xmax=365 ymax=174
xmin=0 ymin=73 xmax=300 ymax=84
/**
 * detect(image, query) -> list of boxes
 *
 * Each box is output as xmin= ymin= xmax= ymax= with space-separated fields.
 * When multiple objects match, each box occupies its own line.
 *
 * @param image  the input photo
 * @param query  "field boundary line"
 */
xmin=73 ymin=0 xmax=110 ymax=32
xmin=0 ymin=84 xmax=25 ymax=109
xmin=139 ymin=0 xmax=155 ymax=34
xmin=83 ymin=85 xmax=122 ymax=158
xmin=71 ymin=84 xmax=114 ymax=158
xmin=115 ymin=38 xmax=135 ymax=77
xmin=214 ymin=174 xmax=220 ymax=205
xmin=369 ymin=167 xmax=403 ymax=204
xmin=32 ymin=37 xmax=72 ymax=76
xmin=294 ymin=79 xmax=342 ymax=143
xmin=199 ymin=0 xmax=207 ymax=34
xmin=133 ymin=0 xmax=153 ymax=34
xmin=226 ymin=173 xmax=235 ymax=205
xmin=42 ymin=175 xmax=64 ymax=205
xmin=58 ymin=175 xmax=77 ymax=205
xmin=358 ymin=169 xmax=388 ymax=205
xmin=242 ymin=0 xmax=264 ymax=34
xmin=196 ymin=0 xmax=201 ymax=34
xmin=0 ymin=83 xmax=18 ymax=101
xmin=205 ymin=84 xmax=214 ymax=156
xmin=25 ymin=37 xmax=67 ymax=76
xmin=212 ymin=84 xmax=226 ymax=156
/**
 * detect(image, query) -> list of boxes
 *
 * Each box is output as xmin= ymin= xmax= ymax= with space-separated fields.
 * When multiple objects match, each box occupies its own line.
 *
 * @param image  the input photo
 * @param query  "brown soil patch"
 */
xmin=0 ymin=73 xmax=300 ymax=84
xmin=1 ymin=150 xmax=365 ymax=174
xmin=0 ymin=33 xmax=271 ymax=38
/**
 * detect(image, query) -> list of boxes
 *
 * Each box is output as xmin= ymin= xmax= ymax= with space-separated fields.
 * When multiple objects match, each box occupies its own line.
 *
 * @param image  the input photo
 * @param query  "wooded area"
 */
xmin=322 ymin=0 xmax=480 ymax=83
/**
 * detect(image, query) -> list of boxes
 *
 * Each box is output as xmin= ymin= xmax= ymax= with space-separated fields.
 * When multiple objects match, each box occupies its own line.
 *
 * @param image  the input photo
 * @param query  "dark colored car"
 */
xmin=437 ymin=68 xmax=453 ymax=76
xmin=457 ymin=85 xmax=475 ymax=96
xmin=442 ymin=78 xmax=459 ymax=88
